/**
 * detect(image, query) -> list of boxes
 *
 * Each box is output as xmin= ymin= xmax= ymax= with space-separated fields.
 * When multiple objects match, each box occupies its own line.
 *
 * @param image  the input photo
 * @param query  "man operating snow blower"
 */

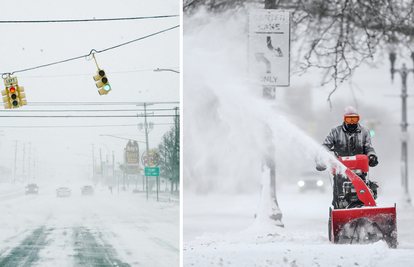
xmin=315 ymin=106 xmax=397 ymax=247
xmin=316 ymin=106 xmax=379 ymax=209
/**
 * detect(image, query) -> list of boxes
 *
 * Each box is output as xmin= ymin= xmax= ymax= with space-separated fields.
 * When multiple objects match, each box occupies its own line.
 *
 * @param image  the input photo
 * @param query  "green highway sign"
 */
xmin=145 ymin=167 xmax=159 ymax=176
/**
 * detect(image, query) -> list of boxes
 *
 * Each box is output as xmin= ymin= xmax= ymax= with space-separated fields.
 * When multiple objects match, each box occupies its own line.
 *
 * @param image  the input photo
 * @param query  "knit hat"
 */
xmin=343 ymin=106 xmax=359 ymax=116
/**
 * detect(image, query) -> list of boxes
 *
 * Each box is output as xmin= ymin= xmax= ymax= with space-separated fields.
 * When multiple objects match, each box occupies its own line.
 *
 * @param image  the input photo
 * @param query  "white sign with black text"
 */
xmin=248 ymin=9 xmax=290 ymax=87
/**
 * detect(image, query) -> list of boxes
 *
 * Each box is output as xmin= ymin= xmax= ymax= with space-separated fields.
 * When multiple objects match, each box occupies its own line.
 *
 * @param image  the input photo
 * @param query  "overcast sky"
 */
xmin=0 ymin=0 xmax=180 ymax=183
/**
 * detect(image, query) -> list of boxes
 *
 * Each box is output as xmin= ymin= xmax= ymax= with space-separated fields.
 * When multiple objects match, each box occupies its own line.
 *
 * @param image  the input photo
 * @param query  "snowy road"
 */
xmin=0 ymin=183 xmax=179 ymax=267
xmin=184 ymin=185 xmax=414 ymax=267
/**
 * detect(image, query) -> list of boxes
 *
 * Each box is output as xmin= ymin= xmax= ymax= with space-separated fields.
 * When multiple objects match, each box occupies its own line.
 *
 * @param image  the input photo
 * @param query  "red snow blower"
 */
xmin=328 ymin=155 xmax=397 ymax=248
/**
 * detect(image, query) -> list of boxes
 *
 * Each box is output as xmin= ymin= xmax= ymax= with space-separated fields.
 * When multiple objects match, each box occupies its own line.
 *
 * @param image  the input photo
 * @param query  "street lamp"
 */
xmin=388 ymin=39 xmax=414 ymax=206
xmin=154 ymin=68 xmax=180 ymax=74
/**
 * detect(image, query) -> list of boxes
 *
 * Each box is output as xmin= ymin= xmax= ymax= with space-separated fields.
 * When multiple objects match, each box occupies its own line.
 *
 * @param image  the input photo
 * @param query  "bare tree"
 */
xmin=184 ymin=0 xmax=414 ymax=106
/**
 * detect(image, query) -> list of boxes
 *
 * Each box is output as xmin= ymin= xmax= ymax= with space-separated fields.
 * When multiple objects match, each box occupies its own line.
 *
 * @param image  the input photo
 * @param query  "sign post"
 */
xmin=145 ymin=167 xmax=160 ymax=201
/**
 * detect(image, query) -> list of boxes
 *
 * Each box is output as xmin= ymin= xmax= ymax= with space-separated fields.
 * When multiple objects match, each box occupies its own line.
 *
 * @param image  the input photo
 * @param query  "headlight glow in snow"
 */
xmin=298 ymin=181 xmax=305 ymax=187
xmin=317 ymin=180 xmax=323 ymax=186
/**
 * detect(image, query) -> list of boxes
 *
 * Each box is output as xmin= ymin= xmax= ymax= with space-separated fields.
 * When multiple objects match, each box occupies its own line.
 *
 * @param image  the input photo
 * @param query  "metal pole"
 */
xmin=13 ymin=141 xmax=17 ymax=184
xmin=390 ymin=58 xmax=412 ymax=205
xmin=175 ymin=107 xmax=179 ymax=193
xmin=260 ymin=0 xmax=283 ymax=227
xmin=112 ymin=151 xmax=115 ymax=191
xmin=400 ymin=64 xmax=411 ymax=204
xmin=144 ymin=103 xmax=150 ymax=201
xmin=100 ymin=149 xmax=103 ymax=186
xmin=92 ymin=144 xmax=95 ymax=184
xmin=28 ymin=143 xmax=31 ymax=181
xmin=22 ymin=144 xmax=25 ymax=182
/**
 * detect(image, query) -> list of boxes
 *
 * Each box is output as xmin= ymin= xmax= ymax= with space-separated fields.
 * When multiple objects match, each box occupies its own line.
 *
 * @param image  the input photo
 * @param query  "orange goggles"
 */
xmin=344 ymin=115 xmax=360 ymax=124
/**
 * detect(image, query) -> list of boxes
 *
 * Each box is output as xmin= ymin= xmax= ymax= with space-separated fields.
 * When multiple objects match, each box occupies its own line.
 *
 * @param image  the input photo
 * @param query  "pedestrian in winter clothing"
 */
xmin=316 ymin=106 xmax=379 ymax=209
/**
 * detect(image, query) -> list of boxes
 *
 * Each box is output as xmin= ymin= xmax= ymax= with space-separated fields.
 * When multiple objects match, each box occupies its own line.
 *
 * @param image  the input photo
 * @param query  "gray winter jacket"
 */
xmin=322 ymin=122 xmax=376 ymax=158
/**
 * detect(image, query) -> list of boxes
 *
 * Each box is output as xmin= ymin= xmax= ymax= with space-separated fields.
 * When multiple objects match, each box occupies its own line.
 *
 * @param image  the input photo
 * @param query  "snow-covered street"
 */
xmin=184 ymin=186 xmax=414 ymax=267
xmin=0 ymin=183 xmax=179 ymax=267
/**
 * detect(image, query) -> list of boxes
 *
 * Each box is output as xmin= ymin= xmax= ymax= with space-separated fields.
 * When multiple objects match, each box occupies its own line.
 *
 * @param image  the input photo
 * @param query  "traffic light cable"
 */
xmin=0 ymin=15 xmax=179 ymax=24
xmin=1 ymin=25 xmax=179 ymax=78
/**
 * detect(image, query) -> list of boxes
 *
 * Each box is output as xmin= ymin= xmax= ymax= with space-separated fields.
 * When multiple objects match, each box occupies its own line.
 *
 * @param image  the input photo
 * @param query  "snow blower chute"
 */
xmin=328 ymin=155 xmax=397 ymax=248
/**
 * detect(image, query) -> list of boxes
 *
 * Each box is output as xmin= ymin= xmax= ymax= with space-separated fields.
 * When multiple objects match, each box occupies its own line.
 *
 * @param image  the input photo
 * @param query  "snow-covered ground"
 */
xmin=0 ymin=182 xmax=179 ymax=266
xmin=184 ymin=184 xmax=414 ymax=267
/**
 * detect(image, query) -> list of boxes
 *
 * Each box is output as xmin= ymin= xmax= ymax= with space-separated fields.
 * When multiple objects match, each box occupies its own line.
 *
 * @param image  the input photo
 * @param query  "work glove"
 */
xmin=316 ymin=164 xmax=326 ymax=172
xmin=369 ymin=155 xmax=379 ymax=167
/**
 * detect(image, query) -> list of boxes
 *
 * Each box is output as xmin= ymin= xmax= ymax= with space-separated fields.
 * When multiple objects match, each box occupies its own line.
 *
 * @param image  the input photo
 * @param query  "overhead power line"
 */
xmin=0 ymin=115 xmax=176 ymax=118
xmin=21 ymin=102 xmax=179 ymax=106
xmin=0 ymin=108 xmax=178 ymax=112
xmin=0 ymin=123 xmax=174 ymax=128
xmin=0 ymin=15 xmax=179 ymax=24
xmin=1 ymin=25 xmax=179 ymax=77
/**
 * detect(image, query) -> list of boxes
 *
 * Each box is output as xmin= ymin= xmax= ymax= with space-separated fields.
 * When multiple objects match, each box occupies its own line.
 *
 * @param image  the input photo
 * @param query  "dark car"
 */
xmin=298 ymin=172 xmax=326 ymax=193
xmin=81 ymin=185 xmax=94 ymax=195
xmin=26 ymin=184 xmax=39 ymax=195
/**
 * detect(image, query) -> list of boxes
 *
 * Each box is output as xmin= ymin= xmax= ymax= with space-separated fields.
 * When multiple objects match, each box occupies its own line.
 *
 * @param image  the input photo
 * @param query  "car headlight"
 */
xmin=298 ymin=181 xmax=305 ymax=187
xmin=35 ymin=189 xmax=38 ymax=191
xmin=317 ymin=180 xmax=323 ymax=186
xmin=26 ymin=189 xmax=28 ymax=191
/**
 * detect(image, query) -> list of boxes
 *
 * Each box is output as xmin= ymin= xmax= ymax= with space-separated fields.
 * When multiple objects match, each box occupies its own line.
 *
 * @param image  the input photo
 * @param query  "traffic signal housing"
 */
xmin=2 ymin=76 xmax=27 ymax=109
xmin=93 ymin=69 xmax=111 ymax=95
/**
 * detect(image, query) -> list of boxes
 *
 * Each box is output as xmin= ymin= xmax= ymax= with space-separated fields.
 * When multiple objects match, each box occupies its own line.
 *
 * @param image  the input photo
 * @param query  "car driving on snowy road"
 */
xmin=298 ymin=171 xmax=326 ymax=193
xmin=25 ymin=184 xmax=39 ymax=195
xmin=81 ymin=185 xmax=94 ymax=196
xmin=56 ymin=187 xmax=71 ymax=197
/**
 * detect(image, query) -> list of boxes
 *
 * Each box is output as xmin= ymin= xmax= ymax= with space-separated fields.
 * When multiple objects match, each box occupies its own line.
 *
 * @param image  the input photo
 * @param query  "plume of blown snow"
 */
xmin=183 ymin=9 xmax=347 ymax=195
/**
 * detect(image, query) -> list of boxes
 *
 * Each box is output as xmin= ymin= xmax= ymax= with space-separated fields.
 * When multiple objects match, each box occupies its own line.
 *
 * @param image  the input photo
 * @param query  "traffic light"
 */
xmin=2 ymin=76 xmax=26 ymax=109
xmin=8 ymin=86 xmax=19 ymax=108
xmin=93 ymin=69 xmax=111 ymax=95
xmin=366 ymin=119 xmax=378 ymax=137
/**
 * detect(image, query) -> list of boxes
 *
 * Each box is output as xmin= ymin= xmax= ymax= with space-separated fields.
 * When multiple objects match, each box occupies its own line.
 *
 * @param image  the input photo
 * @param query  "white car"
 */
xmin=56 ymin=187 xmax=71 ymax=197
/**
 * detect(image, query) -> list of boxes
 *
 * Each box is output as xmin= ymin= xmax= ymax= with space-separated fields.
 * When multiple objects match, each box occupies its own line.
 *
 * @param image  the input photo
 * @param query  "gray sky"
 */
xmin=0 ymin=0 xmax=180 ymax=182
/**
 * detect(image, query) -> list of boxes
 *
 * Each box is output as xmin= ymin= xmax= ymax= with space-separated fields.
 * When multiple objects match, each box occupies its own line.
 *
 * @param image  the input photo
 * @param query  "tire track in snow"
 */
xmin=0 ymin=226 xmax=50 ymax=267
xmin=72 ymin=226 xmax=131 ymax=267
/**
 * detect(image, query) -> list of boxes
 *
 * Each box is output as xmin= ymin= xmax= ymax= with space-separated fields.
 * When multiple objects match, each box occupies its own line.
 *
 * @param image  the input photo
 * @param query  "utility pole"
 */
xmin=28 ymin=143 xmax=31 ymax=181
xmin=138 ymin=102 xmax=155 ymax=201
xmin=112 ymin=151 xmax=115 ymax=191
xmin=100 ymin=149 xmax=103 ymax=186
xmin=13 ymin=141 xmax=17 ymax=184
xmin=33 ymin=148 xmax=36 ymax=181
xmin=22 ymin=144 xmax=25 ymax=182
xmin=92 ymin=144 xmax=95 ymax=184
xmin=144 ymin=103 xmax=150 ymax=201
xmin=174 ymin=107 xmax=180 ymax=193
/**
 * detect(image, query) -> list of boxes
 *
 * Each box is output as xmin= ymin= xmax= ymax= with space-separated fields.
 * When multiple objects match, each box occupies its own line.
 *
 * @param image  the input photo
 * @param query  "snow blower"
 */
xmin=328 ymin=155 xmax=397 ymax=248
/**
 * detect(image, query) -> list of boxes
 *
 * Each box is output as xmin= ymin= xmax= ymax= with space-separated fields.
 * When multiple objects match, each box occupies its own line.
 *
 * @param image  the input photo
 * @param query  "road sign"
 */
xmin=4 ymin=77 xmax=17 ymax=86
xmin=145 ymin=167 xmax=159 ymax=176
xmin=248 ymin=9 xmax=290 ymax=87
xmin=141 ymin=150 xmax=159 ymax=167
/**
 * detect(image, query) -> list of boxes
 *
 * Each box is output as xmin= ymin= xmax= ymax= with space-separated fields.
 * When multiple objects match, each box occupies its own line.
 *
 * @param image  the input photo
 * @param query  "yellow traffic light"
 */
xmin=93 ymin=69 xmax=111 ymax=95
xmin=2 ymin=76 xmax=26 ymax=109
